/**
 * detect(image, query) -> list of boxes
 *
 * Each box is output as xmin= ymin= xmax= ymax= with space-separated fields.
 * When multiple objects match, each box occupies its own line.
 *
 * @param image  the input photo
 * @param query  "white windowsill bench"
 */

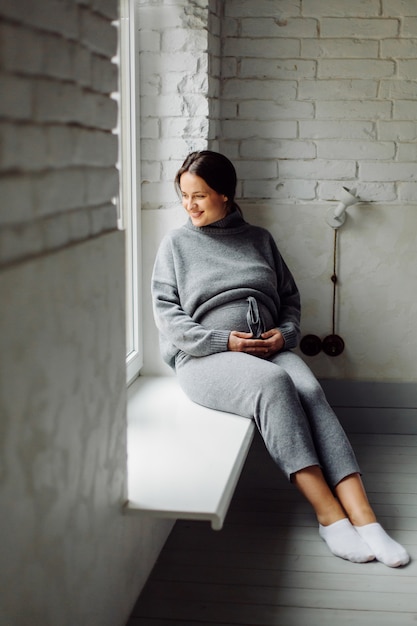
xmin=124 ymin=375 xmax=255 ymax=530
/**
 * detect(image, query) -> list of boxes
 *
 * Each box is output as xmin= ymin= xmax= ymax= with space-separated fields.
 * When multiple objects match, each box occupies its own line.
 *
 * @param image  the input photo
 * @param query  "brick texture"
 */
xmin=218 ymin=0 xmax=417 ymax=204
xmin=136 ymin=1 xmax=220 ymax=209
xmin=0 ymin=1 xmax=119 ymax=266
xmin=3 ymin=0 xmax=416 ymax=262
xmin=137 ymin=0 xmax=417 ymax=210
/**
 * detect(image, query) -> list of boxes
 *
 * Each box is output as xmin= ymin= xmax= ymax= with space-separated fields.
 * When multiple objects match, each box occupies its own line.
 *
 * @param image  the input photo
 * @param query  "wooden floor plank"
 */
xmin=165 ymin=521 xmax=417 ymax=553
xmin=148 ymin=562 xmax=417 ymax=594
xmin=155 ymin=547 xmax=417 ymax=578
xmin=129 ymin=606 xmax=417 ymax=626
xmin=137 ymin=579 xmax=417 ymax=613
xmin=130 ymin=597 xmax=417 ymax=626
xmin=349 ymin=433 xmax=417 ymax=447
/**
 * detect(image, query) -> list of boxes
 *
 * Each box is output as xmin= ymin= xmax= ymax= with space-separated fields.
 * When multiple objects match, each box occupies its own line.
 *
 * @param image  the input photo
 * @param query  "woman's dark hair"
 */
xmin=175 ymin=150 xmax=240 ymax=214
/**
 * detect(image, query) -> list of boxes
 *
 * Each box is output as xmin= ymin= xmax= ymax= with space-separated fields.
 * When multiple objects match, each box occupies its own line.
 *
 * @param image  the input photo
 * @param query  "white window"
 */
xmin=115 ymin=0 xmax=142 ymax=384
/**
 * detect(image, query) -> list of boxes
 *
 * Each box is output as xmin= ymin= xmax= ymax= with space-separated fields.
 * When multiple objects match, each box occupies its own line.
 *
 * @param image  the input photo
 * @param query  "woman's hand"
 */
xmin=260 ymin=328 xmax=285 ymax=355
xmin=228 ymin=328 xmax=285 ymax=358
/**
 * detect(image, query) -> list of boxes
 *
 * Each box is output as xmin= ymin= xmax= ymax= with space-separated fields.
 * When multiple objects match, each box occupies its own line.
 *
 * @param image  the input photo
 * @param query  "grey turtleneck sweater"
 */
xmin=151 ymin=210 xmax=301 ymax=369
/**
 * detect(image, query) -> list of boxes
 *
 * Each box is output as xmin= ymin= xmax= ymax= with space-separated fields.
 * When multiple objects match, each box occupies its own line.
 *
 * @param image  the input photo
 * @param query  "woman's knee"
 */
xmin=297 ymin=377 xmax=327 ymax=406
xmin=261 ymin=363 xmax=293 ymax=389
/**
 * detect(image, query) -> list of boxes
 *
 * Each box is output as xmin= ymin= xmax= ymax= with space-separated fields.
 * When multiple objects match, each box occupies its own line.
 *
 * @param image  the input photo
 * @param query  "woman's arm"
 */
xmin=152 ymin=277 xmax=230 ymax=357
xmin=151 ymin=238 xmax=230 ymax=359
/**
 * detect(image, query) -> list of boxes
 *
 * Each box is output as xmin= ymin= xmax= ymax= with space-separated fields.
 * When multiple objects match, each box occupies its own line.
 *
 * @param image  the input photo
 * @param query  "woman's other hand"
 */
xmin=228 ymin=328 xmax=285 ymax=358
xmin=260 ymin=328 xmax=285 ymax=356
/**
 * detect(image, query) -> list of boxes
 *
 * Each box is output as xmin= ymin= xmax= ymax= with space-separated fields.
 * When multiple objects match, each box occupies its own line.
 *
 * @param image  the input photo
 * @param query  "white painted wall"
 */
xmin=0 ymin=2 xmax=171 ymax=624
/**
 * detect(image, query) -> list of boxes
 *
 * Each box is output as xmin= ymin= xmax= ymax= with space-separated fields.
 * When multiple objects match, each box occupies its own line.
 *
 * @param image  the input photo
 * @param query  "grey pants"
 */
xmin=175 ymin=350 xmax=360 ymax=487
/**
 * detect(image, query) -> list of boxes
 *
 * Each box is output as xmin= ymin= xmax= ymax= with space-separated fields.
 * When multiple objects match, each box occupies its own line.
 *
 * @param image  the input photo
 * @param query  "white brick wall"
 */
xmin=137 ymin=0 xmax=221 ymax=210
xmin=0 ymin=1 xmax=119 ymax=266
xmin=137 ymin=0 xmax=417 ymax=210
xmin=219 ymin=0 xmax=417 ymax=204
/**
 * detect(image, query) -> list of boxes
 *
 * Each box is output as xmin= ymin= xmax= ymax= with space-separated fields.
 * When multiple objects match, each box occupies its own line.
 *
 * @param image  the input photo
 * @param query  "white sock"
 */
xmin=354 ymin=522 xmax=410 ymax=568
xmin=319 ymin=518 xmax=375 ymax=563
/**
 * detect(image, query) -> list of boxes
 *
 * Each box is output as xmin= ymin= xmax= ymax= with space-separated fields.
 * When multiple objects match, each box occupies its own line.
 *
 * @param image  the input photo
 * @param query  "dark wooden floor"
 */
xmin=127 ymin=430 xmax=417 ymax=625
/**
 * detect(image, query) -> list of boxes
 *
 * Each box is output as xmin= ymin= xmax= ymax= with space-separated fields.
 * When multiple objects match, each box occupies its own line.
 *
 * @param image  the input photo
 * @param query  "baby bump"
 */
xmin=198 ymin=298 xmax=275 ymax=336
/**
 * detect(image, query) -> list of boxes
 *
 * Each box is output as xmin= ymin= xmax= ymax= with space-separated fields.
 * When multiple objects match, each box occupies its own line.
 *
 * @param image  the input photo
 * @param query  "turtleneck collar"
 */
xmin=185 ymin=208 xmax=247 ymax=234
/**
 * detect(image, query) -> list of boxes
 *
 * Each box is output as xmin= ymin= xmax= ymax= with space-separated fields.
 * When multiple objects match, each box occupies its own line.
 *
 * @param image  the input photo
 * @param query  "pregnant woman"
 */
xmin=151 ymin=150 xmax=409 ymax=568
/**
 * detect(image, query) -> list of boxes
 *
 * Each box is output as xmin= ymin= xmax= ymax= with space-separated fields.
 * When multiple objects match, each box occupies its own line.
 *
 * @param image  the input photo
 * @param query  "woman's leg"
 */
xmin=335 ymin=474 xmax=410 ymax=567
xmin=293 ymin=466 xmax=375 ymax=562
xmin=293 ymin=465 xmax=346 ymax=526
xmin=270 ymin=351 xmax=360 ymax=486
xmin=176 ymin=351 xmax=324 ymax=479
xmin=276 ymin=353 xmax=410 ymax=567
xmin=274 ymin=353 xmax=410 ymax=566
xmin=334 ymin=473 xmax=376 ymax=526
xmin=176 ymin=352 xmax=409 ymax=566
xmin=177 ymin=352 xmax=371 ymax=562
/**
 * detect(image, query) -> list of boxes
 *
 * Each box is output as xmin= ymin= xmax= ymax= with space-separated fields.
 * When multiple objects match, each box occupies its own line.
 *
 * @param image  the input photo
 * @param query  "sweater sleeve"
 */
xmin=151 ymin=237 xmax=230 ymax=365
xmin=270 ymin=236 xmax=301 ymax=349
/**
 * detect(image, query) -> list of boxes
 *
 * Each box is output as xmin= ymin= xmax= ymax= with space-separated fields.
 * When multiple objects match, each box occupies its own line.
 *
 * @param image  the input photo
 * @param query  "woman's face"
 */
xmin=180 ymin=172 xmax=228 ymax=227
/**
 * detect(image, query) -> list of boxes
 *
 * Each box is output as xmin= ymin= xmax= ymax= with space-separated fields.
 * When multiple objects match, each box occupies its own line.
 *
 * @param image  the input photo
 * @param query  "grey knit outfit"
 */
xmin=152 ymin=210 xmax=360 ymax=485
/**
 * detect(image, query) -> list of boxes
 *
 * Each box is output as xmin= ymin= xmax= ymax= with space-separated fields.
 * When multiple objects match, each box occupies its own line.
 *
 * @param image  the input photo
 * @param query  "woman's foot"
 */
xmin=319 ymin=518 xmax=375 ymax=563
xmin=354 ymin=523 xmax=410 ymax=567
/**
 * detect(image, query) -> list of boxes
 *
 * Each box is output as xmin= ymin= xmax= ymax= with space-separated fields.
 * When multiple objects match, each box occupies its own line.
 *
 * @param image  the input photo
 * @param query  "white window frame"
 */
xmin=117 ymin=0 xmax=143 ymax=384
